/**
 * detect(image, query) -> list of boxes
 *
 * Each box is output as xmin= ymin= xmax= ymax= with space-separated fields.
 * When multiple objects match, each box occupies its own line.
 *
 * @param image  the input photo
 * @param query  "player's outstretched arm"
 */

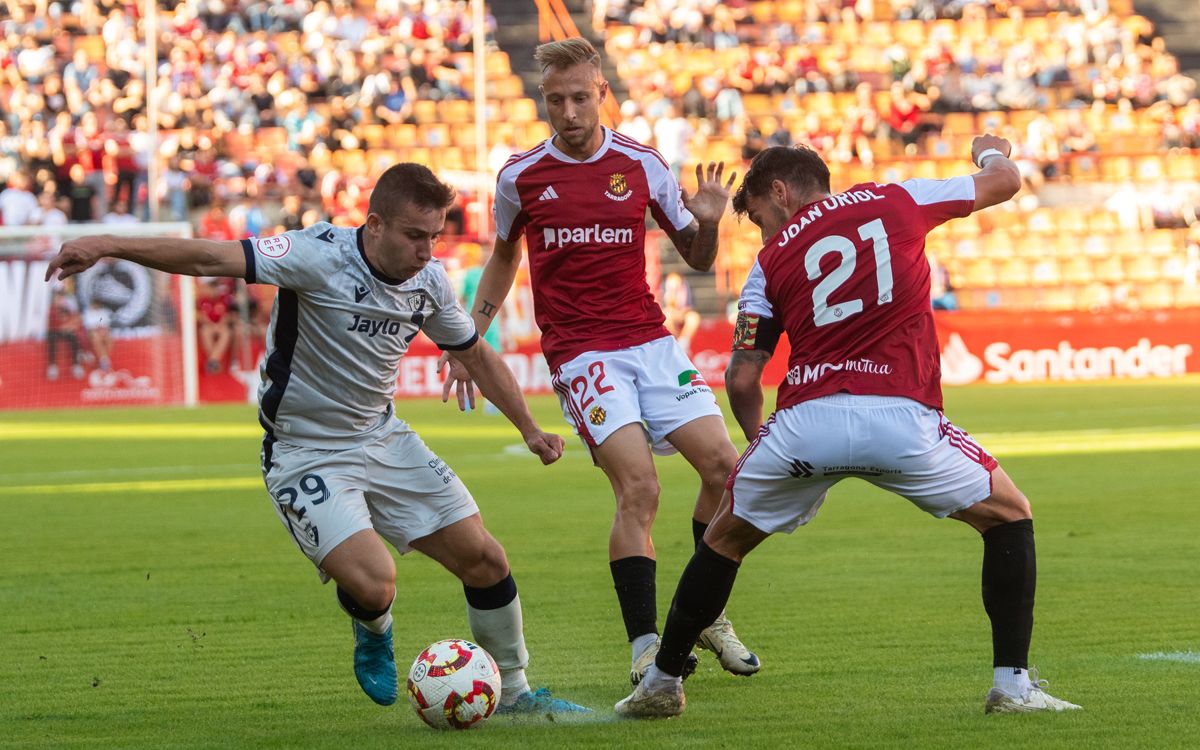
xmin=969 ymin=135 xmax=1022 ymax=212
xmin=726 ymin=348 xmax=770 ymax=443
xmin=670 ymin=161 xmax=736 ymax=272
xmin=449 ymin=339 xmax=565 ymax=465
xmin=440 ymin=235 xmax=523 ymax=410
xmin=44 ymin=234 xmax=246 ymax=282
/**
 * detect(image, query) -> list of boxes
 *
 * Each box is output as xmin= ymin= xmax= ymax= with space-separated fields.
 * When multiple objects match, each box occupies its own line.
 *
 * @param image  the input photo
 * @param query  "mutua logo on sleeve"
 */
xmin=255 ymin=235 xmax=292 ymax=259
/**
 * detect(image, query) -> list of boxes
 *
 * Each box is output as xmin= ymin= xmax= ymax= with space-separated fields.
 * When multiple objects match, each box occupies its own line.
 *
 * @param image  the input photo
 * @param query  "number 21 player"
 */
xmin=617 ymin=138 xmax=1081 ymax=716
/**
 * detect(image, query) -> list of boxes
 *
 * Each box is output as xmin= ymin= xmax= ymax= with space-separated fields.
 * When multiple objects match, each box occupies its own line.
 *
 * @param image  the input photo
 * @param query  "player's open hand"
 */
xmin=524 ymin=430 xmax=565 ymax=465
xmin=681 ymin=162 xmax=736 ymax=225
xmin=438 ymin=351 xmax=477 ymax=411
xmin=44 ymin=235 xmax=112 ymax=282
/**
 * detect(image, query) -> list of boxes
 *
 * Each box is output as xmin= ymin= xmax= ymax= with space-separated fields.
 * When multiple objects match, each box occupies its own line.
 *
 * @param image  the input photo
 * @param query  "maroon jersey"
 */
xmin=493 ymin=128 xmax=694 ymax=370
xmin=735 ymin=178 xmax=974 ymax=411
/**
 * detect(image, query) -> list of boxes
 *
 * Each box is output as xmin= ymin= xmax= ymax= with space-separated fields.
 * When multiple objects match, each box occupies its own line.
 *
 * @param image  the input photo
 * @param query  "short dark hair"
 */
xmin=732 ymin=146 xmax=831 ymax=217
xmin=368 ymin=163 xmax=456 ymax=221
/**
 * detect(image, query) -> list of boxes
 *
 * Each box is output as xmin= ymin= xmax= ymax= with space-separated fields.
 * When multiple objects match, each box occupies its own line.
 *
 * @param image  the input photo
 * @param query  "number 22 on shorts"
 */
xmin=570 ymin=361 xmax=614 ymax=411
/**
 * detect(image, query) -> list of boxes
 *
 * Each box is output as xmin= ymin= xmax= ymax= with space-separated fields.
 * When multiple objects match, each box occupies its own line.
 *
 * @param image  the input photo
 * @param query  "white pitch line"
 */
xmin=1136 ymin=651 xmax=1200 ymax=664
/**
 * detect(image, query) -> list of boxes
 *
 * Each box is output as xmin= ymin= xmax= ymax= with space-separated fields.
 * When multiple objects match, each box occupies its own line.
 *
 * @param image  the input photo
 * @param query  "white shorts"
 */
xmin=729 ymin=394 xmax=998 ymax=534
xmin=551 ymin=335 xmax=723 ymax=457
xmin=260 ymin=424 xmax=479 ymax=580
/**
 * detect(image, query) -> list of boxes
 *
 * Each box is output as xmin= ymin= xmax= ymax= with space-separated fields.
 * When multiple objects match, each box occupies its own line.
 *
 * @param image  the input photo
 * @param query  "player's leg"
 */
xmin=616 ymin=501 xmax=769 ymax=718
xmin=867 ymin=402 xmax=1079 ymax=713
xmin=319 ymin=529 xmax=402 ymax=706
xmin=951 ymin=468 xmax=1080 ymax=713
xmin=261 ymin=437 xmax=400 ymax=706
xmin=619 ymin=404 xmax=834 ymax=718
xmin=410 ymin=514 xmax=591 ymax=714
xmin=592 ymin=424 xmax=684 ymax=683
xmin=665 ymin=416 xmax=760 ymax=676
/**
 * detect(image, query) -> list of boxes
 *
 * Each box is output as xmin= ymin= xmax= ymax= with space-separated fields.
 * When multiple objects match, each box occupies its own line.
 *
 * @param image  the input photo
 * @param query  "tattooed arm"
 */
xmin=441 ymin=235 xmax=523 ymax=410
xmin=726 ymin=348 xmax=772 ymax=443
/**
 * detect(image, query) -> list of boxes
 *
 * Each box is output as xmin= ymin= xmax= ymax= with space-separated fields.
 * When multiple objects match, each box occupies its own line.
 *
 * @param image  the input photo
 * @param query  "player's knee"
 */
xmin=614 ymin=477 xmax=660 ymax=522
xmin=343 ymin=580 xmax=396 ymax=613
xmin=452 ymin=538 xmax=510 ymax=588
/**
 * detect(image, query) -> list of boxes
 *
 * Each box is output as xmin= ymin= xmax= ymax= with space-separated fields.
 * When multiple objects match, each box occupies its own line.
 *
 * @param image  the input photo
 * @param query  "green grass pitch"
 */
xmin=2 ymin=380 xmax=1198 ymax=748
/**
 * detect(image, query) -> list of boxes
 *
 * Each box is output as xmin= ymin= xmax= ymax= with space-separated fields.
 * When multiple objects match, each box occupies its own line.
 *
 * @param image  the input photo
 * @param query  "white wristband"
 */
xmin=975 ymin=148 xmax=1006 ymax=168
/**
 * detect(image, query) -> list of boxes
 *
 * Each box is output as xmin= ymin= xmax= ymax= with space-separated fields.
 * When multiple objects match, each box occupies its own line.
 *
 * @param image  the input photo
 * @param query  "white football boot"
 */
xmin=615 ymin=676 xmax=685 ymax=718
xmin=630 ymin=637 xmax=698 ymax=687
xmin=985 ymin=669 xmax=1081 ymax=714
xmin=696 ymin=613 xmax=761 ymax=676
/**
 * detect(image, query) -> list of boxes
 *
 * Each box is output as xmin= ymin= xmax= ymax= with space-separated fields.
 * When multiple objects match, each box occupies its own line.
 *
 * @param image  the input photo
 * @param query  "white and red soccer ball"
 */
xmin=406 ymin=639 xmax=501 ymax=730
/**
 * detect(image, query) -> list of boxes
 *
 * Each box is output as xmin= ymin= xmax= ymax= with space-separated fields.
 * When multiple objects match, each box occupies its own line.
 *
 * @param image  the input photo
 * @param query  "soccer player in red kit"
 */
xmin=442 ymin=37 xmax=760 ymax=685
xmin=616 ymin=139 xmax=1082 ymax=717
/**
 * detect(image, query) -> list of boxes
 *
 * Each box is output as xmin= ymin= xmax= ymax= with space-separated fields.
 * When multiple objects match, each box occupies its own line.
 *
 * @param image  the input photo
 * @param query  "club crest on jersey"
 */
xmin=406 ymin=292 xmax=427 ymax=311
xmin=255 ymin=235 xmax=291 ymax=259
xmin=589 ymin=406 xmax=607 ymax=426
xmin=605 ymin=173 xmax=632 ymax=202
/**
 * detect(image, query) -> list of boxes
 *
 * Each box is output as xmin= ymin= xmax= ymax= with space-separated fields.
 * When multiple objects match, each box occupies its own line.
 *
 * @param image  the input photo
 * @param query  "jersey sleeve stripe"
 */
xmin=260 ymin=289 xmax=299 ymax=430
xmin=241 ymin=239 xmax=257 ymax=284
xmin=437 ymin=331 xmax=479 ymax=351
xmin=610 ymin=132 xmax=671 ymax=172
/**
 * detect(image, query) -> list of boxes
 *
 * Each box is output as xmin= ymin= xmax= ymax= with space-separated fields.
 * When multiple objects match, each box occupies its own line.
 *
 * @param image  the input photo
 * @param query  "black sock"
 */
xmin=611 ymin=556 xmax=657 ymax=641
xmin=336 ymin=586 xmax=390 ymax=622
xmin=463 ymin=573 xmax=518 ymax=610
xmin=657 ymin=542 xmax=740 ymax=677
xmin=981 ymin=519 xmax=1036 ymax=669
xmin=692 ymin=519 xmax=708 ymax=549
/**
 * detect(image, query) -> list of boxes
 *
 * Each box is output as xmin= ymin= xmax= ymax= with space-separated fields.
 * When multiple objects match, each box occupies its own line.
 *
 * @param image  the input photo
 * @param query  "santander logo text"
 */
xmin=542 ymin=224 xmax=634 ymax=248
xmin=940 ymin=335 xmax=1193 ymax=384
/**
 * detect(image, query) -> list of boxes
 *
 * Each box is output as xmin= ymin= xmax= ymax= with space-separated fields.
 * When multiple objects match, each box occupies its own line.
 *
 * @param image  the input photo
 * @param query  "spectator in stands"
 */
xmin=82 ymin=298 xmax=112 ymax=372
xmin=45 ymin=284 xmax=85 ymax=381
xmin=199 ymin=203 xmax=236 ymax=241
xmin=661 ymin=271 xmax=702 ymax=355
xmin=101 ymin=198 xmax=138 ymax=225
xmin=65 ymin=163 xmax=98 ymax=223
xmin=0 ymin=171 xmax=38 ymax=225
xmin=654 ymin=103 xmax=692 ymax=178
xmin=930 ymin=257 xmax=958 ymax=311
xmin=277 ymin=194 xmax=306 ymax=233
xmin=33 ymin=190 xmax=69 ymax=227
xmin=196 ymin=276 xmax=236 ymax=374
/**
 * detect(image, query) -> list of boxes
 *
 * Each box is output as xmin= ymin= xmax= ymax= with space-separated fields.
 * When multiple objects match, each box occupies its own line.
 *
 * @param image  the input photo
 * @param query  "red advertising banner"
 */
xmin=396 ymin=308 xmax=1200 ymax=397
xmin=934 ymin=309 xmax=1200 ymax=385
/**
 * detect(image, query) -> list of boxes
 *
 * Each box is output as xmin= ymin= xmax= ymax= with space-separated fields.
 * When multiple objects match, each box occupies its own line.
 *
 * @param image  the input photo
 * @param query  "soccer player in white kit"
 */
xmin=45 ymin=163 xmax=589 ymax=715
xmin=617 ymin=139 xmax=1081 ymax=717
xmin=442 ymin=38 xmax=760 ymax=685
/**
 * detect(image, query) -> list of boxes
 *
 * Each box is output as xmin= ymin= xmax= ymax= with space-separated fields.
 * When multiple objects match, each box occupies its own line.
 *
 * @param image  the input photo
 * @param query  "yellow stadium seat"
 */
xmin=1125 ymin=255 xmax=1161 ymax=283
xmin=997 ymin=258 xmax=1031 ymax=287
xmin=964 ymin=259 xmax=997 ymax=288
xmin=1065 ymin=254 xmax=1094 ymax=283
xmin=1031 ymin=259 xmax=1062 ymax=286
xmin=1093 ymin=256 xmax=1126 ymax=284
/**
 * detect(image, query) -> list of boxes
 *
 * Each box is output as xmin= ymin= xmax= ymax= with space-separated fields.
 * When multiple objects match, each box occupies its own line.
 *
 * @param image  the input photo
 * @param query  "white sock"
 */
xmin=631 ymin=633 xmax=658 ymax=663
xmin=993 ymin=666 xmax=1032 ymax=696
xmin=499 ymin=669 xmax=531 ymax=705
xmin=357 ymin=611 xmax=392 ymax=635
xmin=467 ymin=593 xmax=530 ymax=702
xmin=642 ymin=663 xmax=681 ymax=692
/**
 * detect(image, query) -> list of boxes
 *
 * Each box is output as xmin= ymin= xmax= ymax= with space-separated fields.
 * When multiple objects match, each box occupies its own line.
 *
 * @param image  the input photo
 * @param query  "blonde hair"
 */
xmin=534 ymin=38 xmax=602 ymax=76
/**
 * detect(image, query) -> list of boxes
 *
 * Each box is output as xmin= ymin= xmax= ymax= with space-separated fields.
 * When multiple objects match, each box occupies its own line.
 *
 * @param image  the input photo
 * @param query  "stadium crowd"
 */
xmin=0 ymin=0 xmax=1197 ymax=332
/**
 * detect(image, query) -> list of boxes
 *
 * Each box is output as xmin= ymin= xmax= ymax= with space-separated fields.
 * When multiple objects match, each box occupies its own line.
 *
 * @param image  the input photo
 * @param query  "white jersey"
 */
xmin=242 ymin=223 xmax=478 ymax=448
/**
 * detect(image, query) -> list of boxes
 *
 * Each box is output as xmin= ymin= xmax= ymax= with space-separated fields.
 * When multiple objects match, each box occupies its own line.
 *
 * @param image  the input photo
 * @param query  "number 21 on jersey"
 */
xmin=806 ymin=218 xmax=893 ymax=327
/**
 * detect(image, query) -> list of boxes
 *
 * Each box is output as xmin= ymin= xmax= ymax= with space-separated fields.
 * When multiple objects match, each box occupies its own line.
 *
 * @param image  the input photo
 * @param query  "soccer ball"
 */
xmin=406 ymin=639 xmax=502 ymax=730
